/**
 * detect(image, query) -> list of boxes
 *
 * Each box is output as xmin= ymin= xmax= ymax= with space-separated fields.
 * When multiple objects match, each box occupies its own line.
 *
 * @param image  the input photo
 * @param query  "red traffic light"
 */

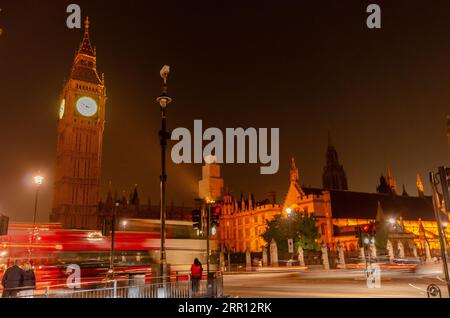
xmin=363 ymin=224 xmax=370 ymax=233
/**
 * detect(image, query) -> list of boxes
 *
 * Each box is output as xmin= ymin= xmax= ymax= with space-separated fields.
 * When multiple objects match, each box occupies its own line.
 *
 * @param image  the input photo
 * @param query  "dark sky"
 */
xmin=0 ymin=0 xmax=449 ymax=222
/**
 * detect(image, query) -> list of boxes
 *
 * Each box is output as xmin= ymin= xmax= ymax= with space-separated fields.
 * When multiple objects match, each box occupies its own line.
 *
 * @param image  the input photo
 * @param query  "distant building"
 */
xmin=97 ymin=184 xmax=193 ymax=230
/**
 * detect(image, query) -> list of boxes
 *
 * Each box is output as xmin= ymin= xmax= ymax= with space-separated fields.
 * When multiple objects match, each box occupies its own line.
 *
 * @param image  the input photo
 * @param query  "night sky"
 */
xmin=0 ymin=0 xmax=449 ymax=222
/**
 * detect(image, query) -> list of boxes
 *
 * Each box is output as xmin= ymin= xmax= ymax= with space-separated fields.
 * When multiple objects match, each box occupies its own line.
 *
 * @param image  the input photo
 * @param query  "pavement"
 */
xmin=223 ymin=264 xmax=450 ymax=298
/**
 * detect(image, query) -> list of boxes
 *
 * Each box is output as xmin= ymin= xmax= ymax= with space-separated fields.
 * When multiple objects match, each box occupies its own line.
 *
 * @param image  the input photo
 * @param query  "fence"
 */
xmin=5 ymin=272 xmax=223 ymax=299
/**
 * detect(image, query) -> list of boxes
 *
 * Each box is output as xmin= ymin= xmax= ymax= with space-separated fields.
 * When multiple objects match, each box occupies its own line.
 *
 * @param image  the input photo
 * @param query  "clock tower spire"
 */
xmin=51 ymin=17 xmax=106 ymax=229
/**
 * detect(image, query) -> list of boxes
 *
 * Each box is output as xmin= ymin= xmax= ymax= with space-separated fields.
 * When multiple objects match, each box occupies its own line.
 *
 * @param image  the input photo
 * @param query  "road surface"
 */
xmin=223 ymin=265 xmax=449 ymax=298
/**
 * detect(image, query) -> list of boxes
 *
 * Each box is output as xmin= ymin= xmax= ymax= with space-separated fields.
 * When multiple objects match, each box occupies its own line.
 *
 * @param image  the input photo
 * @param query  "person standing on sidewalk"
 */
xmin=18 ymin=262 xmax=36 ymax=298
xmin=1 ymin=260 xmax=24 ymax=298
xmin=191 ymin=258 xmax=203 ymax=294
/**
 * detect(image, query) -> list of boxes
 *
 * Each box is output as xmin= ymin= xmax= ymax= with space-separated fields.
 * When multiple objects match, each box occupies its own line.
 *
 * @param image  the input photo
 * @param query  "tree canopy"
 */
xmin=261 ymin=212 xmax=321 ymax=252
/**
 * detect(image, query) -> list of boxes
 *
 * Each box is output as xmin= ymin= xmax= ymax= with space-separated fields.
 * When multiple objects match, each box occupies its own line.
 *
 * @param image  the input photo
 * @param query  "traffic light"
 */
xmin=192 ymin=209 xmax=202 ymax=229
xmin=362 ymin=224 xmax=370 ymax=234
xmin=210 ymin=206 xmax=221 ymax=227
xmin=355 ymin=226 xmax=361 ymax=238
xmin=0 ymin=215 xmax=9 ymax=236
xmin=370 ymin=222 xmax=376 ymax=235
xmin=355 ymin=226 xmax=363 ymax=247
xmin=438 ymin=166 xmax=450 ymax=213
xmin=362 ymin=222 xmax=376 ymax=236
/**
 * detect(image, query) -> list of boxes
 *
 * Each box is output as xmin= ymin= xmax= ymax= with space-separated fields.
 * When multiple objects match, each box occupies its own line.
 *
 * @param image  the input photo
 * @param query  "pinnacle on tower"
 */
xmin=416 ymin=173 xmax=424 ymax=197
xmin=78 ymin=16 xmax=95 ymax=57
xmin=386 ymin=167 xmax=397 ymax=194
xmin=290 ymin=157 xmax=299 ymax=183
xmin=402 ymin=185 xmax=409 ymax=196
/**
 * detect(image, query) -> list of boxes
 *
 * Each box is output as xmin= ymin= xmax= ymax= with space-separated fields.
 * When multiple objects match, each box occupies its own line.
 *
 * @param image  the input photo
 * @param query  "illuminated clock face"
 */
xmin=76 ymin=96 xmax=98 ymax=117
xmin=59 ymin=99 xmax=65 ymax=119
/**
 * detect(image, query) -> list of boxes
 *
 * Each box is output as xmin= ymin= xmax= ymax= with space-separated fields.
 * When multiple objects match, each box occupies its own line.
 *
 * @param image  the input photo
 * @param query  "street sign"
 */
xmin=288 ymin=239 xmax=294 ymax=253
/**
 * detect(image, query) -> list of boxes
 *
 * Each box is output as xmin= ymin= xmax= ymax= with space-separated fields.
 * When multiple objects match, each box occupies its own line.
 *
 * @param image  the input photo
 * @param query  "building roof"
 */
xmin=303 ymin=187 xmax=435 ymax=221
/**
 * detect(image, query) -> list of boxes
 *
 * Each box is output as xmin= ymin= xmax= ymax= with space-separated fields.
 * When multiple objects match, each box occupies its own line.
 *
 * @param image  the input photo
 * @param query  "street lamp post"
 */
xmin=30 ymin=174 xmax=43 ymax=260
xmin=109 ymin=202 xmax=119 ymax=275
xmin=156 ymin=65 xmax=172 ymax=281
xmin=33 ymin=175 xmax=43 ymax=227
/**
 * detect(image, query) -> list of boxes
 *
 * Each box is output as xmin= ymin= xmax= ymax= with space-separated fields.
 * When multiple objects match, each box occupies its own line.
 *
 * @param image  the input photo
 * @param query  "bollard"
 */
xmin=113 ymin=280 xmax=117 ymax=298
xmin=207 ymin=272 xmax=217 ymax=298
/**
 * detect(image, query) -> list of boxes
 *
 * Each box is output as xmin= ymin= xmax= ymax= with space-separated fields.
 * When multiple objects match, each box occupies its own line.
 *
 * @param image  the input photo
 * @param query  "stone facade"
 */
xmin=51 ymin=18 xmax=106 ymax=229
xmin=198 ymin=158 xmax=224 ymax=202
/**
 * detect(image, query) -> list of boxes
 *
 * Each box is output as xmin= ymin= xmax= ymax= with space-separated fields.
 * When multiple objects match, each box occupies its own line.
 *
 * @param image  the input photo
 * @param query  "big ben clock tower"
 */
xmin=51 ymin=17 xmax=106 ymax=229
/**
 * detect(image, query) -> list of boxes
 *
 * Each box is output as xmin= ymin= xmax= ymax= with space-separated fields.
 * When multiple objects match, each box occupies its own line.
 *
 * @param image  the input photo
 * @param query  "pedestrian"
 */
xmin=190 ymin=258 xmax=203 ymax=294
xmin=1 ymin=260 xmax=24 ymax=298
xmin=18 ymin=262 xmax=36 ymax=298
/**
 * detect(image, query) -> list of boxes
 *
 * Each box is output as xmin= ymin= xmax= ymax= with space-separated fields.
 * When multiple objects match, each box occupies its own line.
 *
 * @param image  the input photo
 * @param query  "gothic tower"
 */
xmin=322 ymin=132 xmax=348 ymax=190
xmin=51 ymin=18 xmax=106 ymax=229
xmin=198 ymin=155 xmax=224 ymax=202
xmin=386 ymin=167 xmax=397 ymax=194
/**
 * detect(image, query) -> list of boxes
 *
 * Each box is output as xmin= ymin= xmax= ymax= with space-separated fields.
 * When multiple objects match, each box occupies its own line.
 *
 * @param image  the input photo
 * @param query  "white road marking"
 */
xmin=408 ymin=283 xmax=426 ymax=292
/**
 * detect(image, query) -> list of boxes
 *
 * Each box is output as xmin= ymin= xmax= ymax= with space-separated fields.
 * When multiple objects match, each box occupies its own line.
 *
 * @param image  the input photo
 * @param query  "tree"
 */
xmin=262 ymin=212 xmax=321 ymax=253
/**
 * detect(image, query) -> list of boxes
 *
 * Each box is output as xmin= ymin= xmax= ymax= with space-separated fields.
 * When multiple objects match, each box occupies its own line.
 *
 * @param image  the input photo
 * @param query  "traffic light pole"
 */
xmin=206 ymin=204 xmax=211 ymax=274
xmin=110 ymin=203 xmax=117 ymax=274
xmin=430 ymin=171 xmax=450 ymax=297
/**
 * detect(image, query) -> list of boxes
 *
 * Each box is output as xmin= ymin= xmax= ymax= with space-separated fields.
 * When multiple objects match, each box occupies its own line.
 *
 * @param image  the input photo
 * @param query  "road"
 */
xmin=223 ymin=265 xmax=449 ymax=298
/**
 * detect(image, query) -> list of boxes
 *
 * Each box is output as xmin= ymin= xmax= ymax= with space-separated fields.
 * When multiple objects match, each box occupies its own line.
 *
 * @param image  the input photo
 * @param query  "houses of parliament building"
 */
xmin=50 ymin=19 xmax=450 ymax=260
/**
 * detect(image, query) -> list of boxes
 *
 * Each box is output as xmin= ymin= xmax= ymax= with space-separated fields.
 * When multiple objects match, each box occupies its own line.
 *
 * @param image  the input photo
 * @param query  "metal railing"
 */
xmin=8 ymin=271 xmax=223 ymax=299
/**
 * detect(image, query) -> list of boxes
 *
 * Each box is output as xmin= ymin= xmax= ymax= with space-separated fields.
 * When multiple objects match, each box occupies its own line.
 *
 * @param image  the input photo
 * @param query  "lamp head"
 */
xmin=34 ymin=175 xmax=44 ymax=186
xmin=156 ymin=94 xmax=172 ymax=109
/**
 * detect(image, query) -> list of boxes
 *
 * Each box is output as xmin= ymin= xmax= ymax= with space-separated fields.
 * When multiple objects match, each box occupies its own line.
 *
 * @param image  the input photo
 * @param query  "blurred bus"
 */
xmin=0 ymin=220 xmax=219 ymax=288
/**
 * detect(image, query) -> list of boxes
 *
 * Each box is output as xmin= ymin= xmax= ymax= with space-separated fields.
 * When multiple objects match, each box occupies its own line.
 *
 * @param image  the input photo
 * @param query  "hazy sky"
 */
xmin=0 ymin=0 xmax=449 ymax=222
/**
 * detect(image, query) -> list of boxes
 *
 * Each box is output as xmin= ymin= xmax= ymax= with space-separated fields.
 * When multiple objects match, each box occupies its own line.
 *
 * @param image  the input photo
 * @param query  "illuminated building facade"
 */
xmin=51 ymin=18 xmax=106 ymax=229
xmin=219 ymin=139 xmax=450 ymax=258
xmin=220 ymin=192 xmax=281 ymax=253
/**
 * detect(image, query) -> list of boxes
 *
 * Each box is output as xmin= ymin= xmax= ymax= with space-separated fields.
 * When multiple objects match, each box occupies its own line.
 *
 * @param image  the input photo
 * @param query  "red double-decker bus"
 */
xmin=0 ymin=220 xmax=218 ymax=288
